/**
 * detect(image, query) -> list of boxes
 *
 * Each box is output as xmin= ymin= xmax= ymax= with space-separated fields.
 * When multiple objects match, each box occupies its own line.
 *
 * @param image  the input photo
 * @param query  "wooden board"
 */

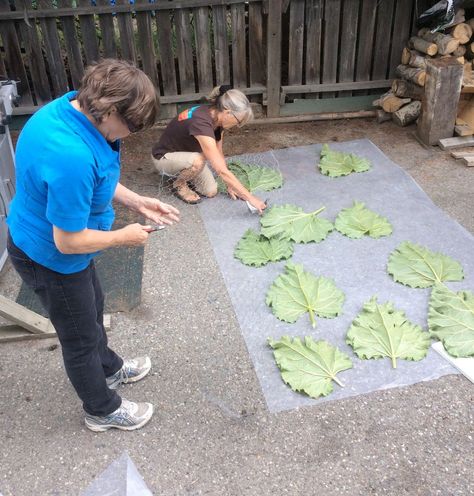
xmin=97 ymin=0 xmax=117 ymax=58
xmin=322 ymin=0 xmax=341 ymax=98
xmin=372 ymin=0 xmax=395 ymax=80
xmin=355 ymin=0 xmax=377 ymax=95
xmin=116 ymin=0 xmax=137 ymax=63
xmin=266 ymin=0 xmax=282 ymax=117
xmin=288 ymin=0 xmax=305 ymax=87
xmin=450 ymin=150 xmax=474 ymax=158
xmin=305 ymin=0 xmax=323 ymax=89
xmin=248 ymin=3 xmax=264 ymax=86
xmin=438 ymin=136 xmax=474 ymax=150
xmin=389 ymin=0 xmax=413 ymax=78
xmin=136 ymin=0 xmax=158 ymax=85
xmin=194 ymin=6 xmax=213 ymax=93
xmin=58 ymin=0 xmax=84 ymax=88
xmin=231 ymin=3 xmax=246 ymax=88
xmin=77 ymin=0 xmax=100 ymax=64
xmin=338 ymin=0 xmax=359 ymax=97
xmin=454 ymin=124 xmax=473 ymax=136
xmin=213 ymin=5 xmax=230 ymax=85
xmin=175 ymin=8 xmax=195 ymax=94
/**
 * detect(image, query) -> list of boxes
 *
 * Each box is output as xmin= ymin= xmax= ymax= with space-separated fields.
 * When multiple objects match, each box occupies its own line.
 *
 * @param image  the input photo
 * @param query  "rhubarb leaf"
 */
xmin=234 ymin=229 xmax=294 ymax=267
xmin=217 ymin=161 xmax=283 ymax=193
xmin=346 ymin=297 xmax=431 ymax=368
xmin=335 ymin=201 xmax=393 ymax=239
xmin=268 ymin=336 xmax=352 ymax=398
xmin=266 ymin=263 xmax=345 ymax=328
xmin=388 ymin=241 xmax=464 ymax=288
xmin=318 ymin=144 xmax=371 ymax=177
xmin=428 ymin=284 xmax=474 ymax=358
xmin=260 ymin=204 xmax=333 ymax=243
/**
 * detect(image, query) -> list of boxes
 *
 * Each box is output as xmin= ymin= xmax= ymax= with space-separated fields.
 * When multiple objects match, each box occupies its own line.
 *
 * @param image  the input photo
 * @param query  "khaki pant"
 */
xmin=152 ymin=152 xmax=217 ymax=197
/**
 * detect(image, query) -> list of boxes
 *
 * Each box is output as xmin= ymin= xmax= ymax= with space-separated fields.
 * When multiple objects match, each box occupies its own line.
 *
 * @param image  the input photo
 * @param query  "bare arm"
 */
xmin=195 ymin=135 xmax=266 ymax=212
xmin=53 ymin=223 xmax=151 ymax=255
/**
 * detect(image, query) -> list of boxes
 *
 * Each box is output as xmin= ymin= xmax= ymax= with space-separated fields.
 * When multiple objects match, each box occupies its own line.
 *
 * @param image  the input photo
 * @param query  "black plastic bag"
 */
xmin=416 ymin=0 xmax=464 ymax=31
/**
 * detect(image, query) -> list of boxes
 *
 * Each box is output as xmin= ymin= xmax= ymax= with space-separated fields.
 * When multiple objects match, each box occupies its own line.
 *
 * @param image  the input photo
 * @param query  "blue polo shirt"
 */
xmin=7 ymin=91 xmax=121 ymax=274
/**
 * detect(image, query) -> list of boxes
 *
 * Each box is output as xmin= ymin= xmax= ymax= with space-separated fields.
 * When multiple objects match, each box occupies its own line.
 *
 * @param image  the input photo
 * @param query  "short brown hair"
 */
xmin=77 ymin=59 xmax=159 ymax=132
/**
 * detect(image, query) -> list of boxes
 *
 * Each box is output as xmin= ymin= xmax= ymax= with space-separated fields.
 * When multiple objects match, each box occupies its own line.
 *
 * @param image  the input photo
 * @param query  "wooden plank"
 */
xmin=159 ymin=85 xmax=265 ymax=104
xmin=283 ymin=79 xmax=392 ymax=94
xmin=280 ymin=95 xmax=381 ymax=116
xmin=266 ymin=0 xmax=282 ymax=117
xmin=454 ymin=124 xmax=473 ymax=137
xmin=14 ymin=0 xmax=52 ymax=104
xmin=461 ymin=157 xmax=474 ymax=166
xmin=116 ymin=0 xmax=137 ymax=63
xmin=77 ymin=0 xmax=100 ymax=64
xmin=338 ymin=0 xmax=359 ymax=97
xmin=450 ymin=150 xmax=474 ymax=159
xmin=212 ymin=5 xmax=230 ymax=85
xmin=58 ymin=0 xmax=84 ymax=89
xmin=355 ymin=0 xmax=377 ymax=95
xmin=305 ymin=0 xmax=323 ymax=97
xmin=0 ymin=313 xmax=112 ymax=343
xmin=0 ymin=0 xmax=263 ymax=20
xmin=389 ymin=0 xmax=412 ymax=77
xmin=37 ymin=0 xmax=69 ymax=96
xmin=322 ymin=0 xmax=341 ymax=98
xmin=156 ymin=9 xmax=177 ymax=117
xmin=438 ymin=136 xmax=474 ymax=150
xmin=135 ymin=0 xmax=158 ymax=84
xmin=194 ymin=6 xmax=213 ymax=93
xmin=0 ymin=0 xmax=33 ymax=104
xmin=418 ymin=58 xmax=464 ymax=146
xmin=175 ymin=8 xmax=195 ymax=94
xmin=97 ymin=0 xmax=117 ymax=59
xmin=248 ymin=3 xmax=264 ymax=86
xmin=287 ymin=0 xmax=304 ymax=88
xmin=372 ymin=0 xmax=395 ymax=80
xmin=0 ymin=295 xmax=54 ymax=335
xmin=231 ymin=3 xmax=246 ymax=88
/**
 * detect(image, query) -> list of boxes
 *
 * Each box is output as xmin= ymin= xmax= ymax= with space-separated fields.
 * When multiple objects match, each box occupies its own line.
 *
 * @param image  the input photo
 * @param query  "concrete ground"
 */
xmin=0 ymin=119 xmax=473 ymax=496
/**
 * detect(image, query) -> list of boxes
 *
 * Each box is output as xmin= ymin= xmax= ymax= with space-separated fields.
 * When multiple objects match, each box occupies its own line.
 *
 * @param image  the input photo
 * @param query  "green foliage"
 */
xmin=234 ymin=229 xmax=294 ymax=267
xmin=429 ymin=284 xmax=474 ymax=358
xmin=318 ymin=144 xmax=371 ymax=177
xmin=388 ymin=241 xmax=464 ymax=288
xmin=335 ymin=201 xmax=392 ymax=239
xmin=268 ymin=336 xmax=352 ymax=398
xmin=346 ymin=297 xmax=431 ymax=368
xmin=217 ymin=161 xmax=283 ymax=194
xmin=260 ymin=204 xmax=333 ymax=243
xmin=266 ymin=263 xmax=345 ymax=328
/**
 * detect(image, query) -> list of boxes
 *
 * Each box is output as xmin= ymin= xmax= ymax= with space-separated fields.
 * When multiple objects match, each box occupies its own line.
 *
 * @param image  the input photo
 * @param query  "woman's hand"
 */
xmin=117 ymin=223 xmax=152 ymax=246
xmin=248 ymin=195 xmax=267 ymax=215
xmin=226 ymin=185 xmax=239 ymax=200
xmin=136 ymin=196 xmax=180 ymax=225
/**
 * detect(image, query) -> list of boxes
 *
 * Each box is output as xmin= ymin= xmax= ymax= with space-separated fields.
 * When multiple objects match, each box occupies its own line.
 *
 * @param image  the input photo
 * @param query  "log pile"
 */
xmin=373 ymin=9 xmax=474 ymax=133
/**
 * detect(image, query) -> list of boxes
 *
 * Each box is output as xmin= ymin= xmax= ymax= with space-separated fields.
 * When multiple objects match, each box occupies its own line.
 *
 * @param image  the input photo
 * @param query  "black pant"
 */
xmin=7 ymin=234 xmax=123 ymax=416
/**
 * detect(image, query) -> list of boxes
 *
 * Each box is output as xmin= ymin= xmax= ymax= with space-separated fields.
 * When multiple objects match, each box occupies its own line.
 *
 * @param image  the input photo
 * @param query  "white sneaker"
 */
xmin=106 ymin=356 xmax=152 ymax=390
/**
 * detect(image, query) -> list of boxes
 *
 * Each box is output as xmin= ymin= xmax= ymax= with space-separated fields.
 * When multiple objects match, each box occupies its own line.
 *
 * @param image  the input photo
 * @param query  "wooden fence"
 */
xmin=0 ymin=0 xmax=432 ymax=119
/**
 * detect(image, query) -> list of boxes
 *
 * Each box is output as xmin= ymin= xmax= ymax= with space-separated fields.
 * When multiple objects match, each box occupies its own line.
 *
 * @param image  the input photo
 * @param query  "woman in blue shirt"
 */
xmin=7 ymin=59 xmax=179 ymax=432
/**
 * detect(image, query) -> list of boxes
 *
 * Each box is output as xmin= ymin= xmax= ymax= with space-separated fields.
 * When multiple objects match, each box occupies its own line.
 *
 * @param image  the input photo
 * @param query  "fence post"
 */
xmin=266 ymin=0 xmax=282 ymax=117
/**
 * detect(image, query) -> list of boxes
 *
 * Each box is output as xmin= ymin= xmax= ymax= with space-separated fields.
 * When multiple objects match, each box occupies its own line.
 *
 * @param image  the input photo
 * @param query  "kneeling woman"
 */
xmin=151 ymin=86 xmax=267 ymax=213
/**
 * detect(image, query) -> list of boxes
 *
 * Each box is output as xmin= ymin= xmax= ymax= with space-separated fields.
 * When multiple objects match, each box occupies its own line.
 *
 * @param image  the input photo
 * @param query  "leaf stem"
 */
xmin=309 ymin=308 xmax=316 ymax=328
xmin=333 ymin=376 xmax=344 ymax=387
xmin=310 ymin=206 xmax=326 ymax=217
xmin=392 ymin=356 xmax=397 ymax=369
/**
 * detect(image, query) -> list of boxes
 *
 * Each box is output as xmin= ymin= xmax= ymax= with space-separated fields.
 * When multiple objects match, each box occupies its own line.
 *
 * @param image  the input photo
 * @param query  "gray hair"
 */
xmin=207 ymin=86 xmax=253 ymax=126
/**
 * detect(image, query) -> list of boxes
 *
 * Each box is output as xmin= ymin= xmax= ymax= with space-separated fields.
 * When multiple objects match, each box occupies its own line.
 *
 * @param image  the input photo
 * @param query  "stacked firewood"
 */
xmin=374 ymin=9 xmax=474 ymax=128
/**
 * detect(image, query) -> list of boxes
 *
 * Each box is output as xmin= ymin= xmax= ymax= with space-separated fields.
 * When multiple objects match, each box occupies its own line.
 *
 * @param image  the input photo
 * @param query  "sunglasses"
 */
xmin=232 ymin=112 xmax=243 ymax=126
xmin=120 ymin=114 xmax=144 ymax=134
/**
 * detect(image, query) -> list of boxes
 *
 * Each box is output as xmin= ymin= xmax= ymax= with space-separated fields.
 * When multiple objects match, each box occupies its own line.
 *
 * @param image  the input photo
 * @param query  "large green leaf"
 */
xmin=335 ymin=201 xmax=392 ymax=239
xmin=428 ymin=284 xmax=474 ymax=358
xmin=346 ymin=297 xmax=431 ymax=368
xmin=387 ymin=241 xmax=464 ymax=288
xmin=268 ymin=336 xmax=352 ymax=398
xmin=266 ymin=263 xmax=345 ymax=328
xmin=260 ymin=204 xmax=334 ymax=243
xmin=217 ymin=161 xmax=283 ymax=193
xmin=234 ymin=229 xmax=294 ymax=267
xmin=318 ymin=144 xmax=371 ymax=177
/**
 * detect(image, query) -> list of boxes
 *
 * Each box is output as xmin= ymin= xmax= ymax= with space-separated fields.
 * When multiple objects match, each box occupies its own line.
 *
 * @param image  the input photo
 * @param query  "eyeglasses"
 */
xmin=122 ymin=115 xmax=144 ymax=134
xmin=232 ymin=112 xmax=243 ymax=127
